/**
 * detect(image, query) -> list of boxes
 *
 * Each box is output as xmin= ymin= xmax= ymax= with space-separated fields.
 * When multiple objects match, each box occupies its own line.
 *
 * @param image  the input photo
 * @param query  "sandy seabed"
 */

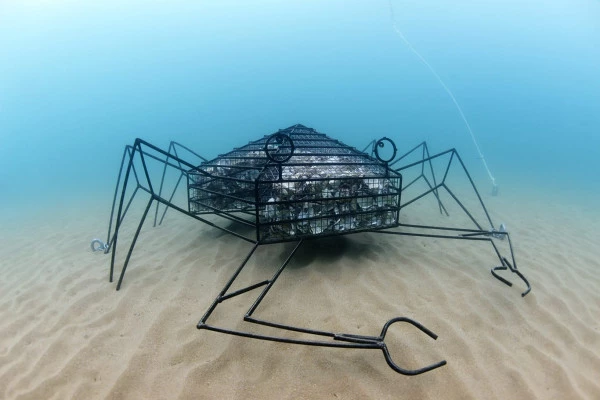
xmin=0 ymin=187 xmax=599 ymax=400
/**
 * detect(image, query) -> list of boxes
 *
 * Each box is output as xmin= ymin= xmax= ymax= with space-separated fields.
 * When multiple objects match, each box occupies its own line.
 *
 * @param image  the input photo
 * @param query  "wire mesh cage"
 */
xmin=188 ymin=124 xmax=402 ymax=243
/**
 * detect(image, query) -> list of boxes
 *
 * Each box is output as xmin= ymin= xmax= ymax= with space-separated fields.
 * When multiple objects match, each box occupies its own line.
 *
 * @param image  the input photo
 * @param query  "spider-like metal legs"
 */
xmin=388 ymin=146 xmax=531 ymax=296
xmin=198 ymin=240 xmax=447 ymax=375
xmin=363 ymin=140 xmax=448 ymax=216
xmin=373 ymin=228 xmax=531 ymax=297
xmin=103 ymin=139 xmax=254 ymax=290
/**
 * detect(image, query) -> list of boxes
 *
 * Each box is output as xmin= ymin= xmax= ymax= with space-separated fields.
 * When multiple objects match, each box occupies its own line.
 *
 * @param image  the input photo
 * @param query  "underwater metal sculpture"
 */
xmin=94 ymin=123 xmax=530 ymax=375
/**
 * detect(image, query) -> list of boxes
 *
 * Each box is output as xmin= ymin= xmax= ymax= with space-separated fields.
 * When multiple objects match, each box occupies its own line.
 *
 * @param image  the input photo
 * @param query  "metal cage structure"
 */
xmin=94 ymin=124 xmax=531 ymax=376
xmin=188 ymin=125 xmax=402 ymax=243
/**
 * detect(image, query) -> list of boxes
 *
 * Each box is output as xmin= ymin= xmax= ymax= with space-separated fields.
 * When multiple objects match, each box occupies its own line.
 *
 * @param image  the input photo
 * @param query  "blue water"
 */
xmin=1 ymin=0 xmax=599 ymax=214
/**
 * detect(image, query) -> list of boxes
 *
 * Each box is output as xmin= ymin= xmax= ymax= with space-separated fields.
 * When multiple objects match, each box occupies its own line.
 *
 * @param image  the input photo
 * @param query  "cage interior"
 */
xmin=188 ymin=124 xmax=401 ymax=243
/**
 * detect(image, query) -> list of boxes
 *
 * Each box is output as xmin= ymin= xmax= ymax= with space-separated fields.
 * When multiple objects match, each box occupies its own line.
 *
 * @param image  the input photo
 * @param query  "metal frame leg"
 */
xmin=198 ymin=240 xmax=446 ymax=375
xmin=105 ymin=139 xmax=255 ymax=290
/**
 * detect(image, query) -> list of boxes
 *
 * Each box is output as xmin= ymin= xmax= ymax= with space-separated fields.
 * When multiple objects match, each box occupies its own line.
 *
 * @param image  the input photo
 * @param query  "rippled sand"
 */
xmin=1 ymin=189 xmax=599 ymax=399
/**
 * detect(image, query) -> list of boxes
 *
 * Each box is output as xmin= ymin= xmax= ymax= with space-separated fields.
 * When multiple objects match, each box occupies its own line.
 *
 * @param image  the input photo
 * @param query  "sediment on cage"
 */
xmin=187 ymin=124 xmax=402 ymax=243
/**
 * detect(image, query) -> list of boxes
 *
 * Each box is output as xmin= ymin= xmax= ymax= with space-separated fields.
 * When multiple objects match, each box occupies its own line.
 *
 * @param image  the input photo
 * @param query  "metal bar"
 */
xmin=135 ymin=180 xmax=257 ymax=240
xmin=116 ymin=197 xmax=153 ymax=290
xmin=109 ymin=145 xmax=136 ymax=282
xmin=423 ymin=142 xmax=446 ymax=215
xmin=154 ymin=141 xmax=174 ymax=227
xmin=107 ymin=148 xmax=144 ymax=252
xmin=189 ymin=204 xmax=256 ymax=227
xmin=199 ymin=243 xmax=260 ymax=323
xmin=361 ymin=140 xmax=376 ymax=155
xmin=197 ymin=236 xmax=445 ymax=375
xmin=373 ymin=229 xmax=492 ymax=242
xmin=257 ymin=225 xmax=400 ymax=245
xmin=257 ymin=172 xmax=401 ymax=185
xmin=441 ymin=149 xmax=455 ymax=184
xmin=246 ymin=240 xmax=304 ymax=316
xmin=196 ymin=163 xmax=264 ymax=170
xmin=198 ymin=324 xmax=378 ymax=349
xmin=158 ymin=172 xmax=185 ymax=226
xmin=421 ymin=174 xmax=449 ymax=216
xmin=136 ymin=138 xmax=203 ymax=172
xmin=194 ymin=208 xmax=256 ymax=217
xmin=397 ymin=223 xmax=487 ymax=234
xmin=106 ymin=185 xmax=139 ymax=250
xmin=400 ymin=183 xmax=444 ymax=209
xmin=131 ymin=144 xmax=193 ymax=175
xmin=255 ymin=190 xmax=401 ymax=207
xmin=171 ymin=141 xmax=208 ymax=162
xmin=254 ymin=179 xmax=261 ymax=242
xmin=402 ymin=175 xmax=421 ymax=191
xmin=452 ymin=151 xmax=495 ymax=229
xmin=442 ymin=184 xmax=484 ymax=231
xmin=186 ymin=172 xmax=191 ymax=215
xmin=188 ymin=174 xmax=257 ymax=185
xmin=390 ymin=141 xmax=426 ymax=167
xmin=219 ymin=280 xmax=270 ymax=301
xmin=228 ymin=144 xmax=356 ymax=152
xmin=395 ymin=148 xmax=454 ymax=172
xmin=106 ymin=145 xmax=132 ymax=248
xmin=245 ymin=316 xmax=350 ymax=340
xmin=190 ymin=187 xmax=257 ymax=205
xmin=136 ymin=140 xmax=155 ymax=195
xmin=257 ymin=206 xmax=400 ymax=228
xmin=213 ymin=151 xmax=374 ymax=160
xmin=153 ymin=196 xmax=257 ymax=244
xmin=421 ymin=143 xmax=426 ymax=175
xmin=489 ymin=233 xmax=531 ymax=296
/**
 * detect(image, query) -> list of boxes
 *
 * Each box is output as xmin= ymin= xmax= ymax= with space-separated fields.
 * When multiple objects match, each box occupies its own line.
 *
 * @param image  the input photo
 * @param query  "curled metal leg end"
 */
xmin=491 ymin=265 xmax=513 ymax=287
xmin=491 ymin=257 xmax=531 ymax=297
xmin=378 ymin=317 xmax=447 ymax=376
xmin=90 ymin=239 xmax=108 ymax=252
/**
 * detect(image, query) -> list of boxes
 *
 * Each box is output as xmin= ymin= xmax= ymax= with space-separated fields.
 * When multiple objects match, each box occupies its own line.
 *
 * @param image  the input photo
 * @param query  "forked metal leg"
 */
xmin=198 ymin=240 xmax=446 ymax=375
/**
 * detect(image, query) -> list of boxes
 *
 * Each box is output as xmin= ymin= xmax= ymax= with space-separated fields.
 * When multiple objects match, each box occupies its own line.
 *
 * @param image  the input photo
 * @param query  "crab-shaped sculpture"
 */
xmin=93 ymin=124 xmax=530 ymax=375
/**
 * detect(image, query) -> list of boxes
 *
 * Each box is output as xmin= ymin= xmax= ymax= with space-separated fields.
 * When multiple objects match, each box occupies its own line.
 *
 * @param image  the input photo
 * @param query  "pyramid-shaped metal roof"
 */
xmin=199 ymin=124 xmax=388 ymax=181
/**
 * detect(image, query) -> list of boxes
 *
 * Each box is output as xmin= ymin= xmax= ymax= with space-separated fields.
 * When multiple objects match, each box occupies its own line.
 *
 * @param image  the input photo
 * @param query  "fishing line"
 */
xmin=387 ymin=0 xmax=498 ymax=194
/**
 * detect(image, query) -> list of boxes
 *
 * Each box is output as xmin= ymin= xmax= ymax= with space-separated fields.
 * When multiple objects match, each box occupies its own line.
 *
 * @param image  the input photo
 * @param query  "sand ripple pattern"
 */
xmin=0 ymin=193 xmax=599 ymax=399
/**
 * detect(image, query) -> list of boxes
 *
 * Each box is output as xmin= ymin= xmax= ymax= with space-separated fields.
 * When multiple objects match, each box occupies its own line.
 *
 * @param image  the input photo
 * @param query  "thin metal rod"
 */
xmin=116 ymin=198 xmax=153 ymax=290
xmin=106 ymin=185 xmax=139 ymax=250
xmin=157 ymin=172 xmax=185 ymax=226
xmin=422 ymin=174 xmax=449 ymax=216
xmin=153 ymin=196 xmax=256 ymax=243
xmin=219 ymin=280 xmax=270 ymax=301
xmin=452 ymin=150 xmax=495 ymax=229
xmin=136 ymin=140 xmax=155 ymax=195
xmin=397 ymin=222 xmax=486 ymax=234
xmin=395 ymin=148 xmax=494 ymax=230
xmin=199 ymin=324 xmax=378 ymax=349
xmin=199 ymin=243 xmax=260 ymax=323
xmin=171 ymin=140 xmax=208 ymax=162
xmin=197 ymin=238 xmax=445 ymax=375
xmin=400 ymin=183 xmax=444 ymax=209
xmin=423 ymin=142 xmax=446 ymax=215
xmin=442 ymin=184 xmax=484 ymax=231
xmin=109 ymin=146 xmax=136 ymax=282
xmin=154 ymin=141 xmax=174 ymax=227
xmin=389 ymin=141 xmax=426 ymax=167
xmin=246 ymin=240 xmax=304 ymax=316
xmin=395 ymin=148 xmax=454 ymax=172
xmin=106 ymin=145 xmax=132 ymax=247
xmin=375 ymin=226 xmax=531 ymax=296
xmin=374 ymin=229 xmax=492 ymax=242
